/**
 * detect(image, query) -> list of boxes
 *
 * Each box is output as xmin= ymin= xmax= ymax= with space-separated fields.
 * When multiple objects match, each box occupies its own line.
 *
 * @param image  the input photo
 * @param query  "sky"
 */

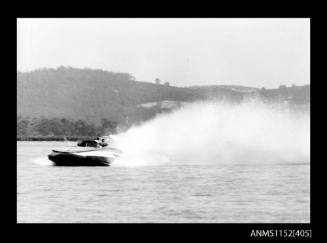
xmin=17 ymin=18 xmax=310 ymax=88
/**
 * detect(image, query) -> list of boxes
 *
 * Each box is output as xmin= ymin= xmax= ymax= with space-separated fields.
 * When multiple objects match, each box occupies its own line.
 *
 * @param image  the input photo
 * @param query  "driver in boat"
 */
xmin=95 ymin=137 xmax=103 ymax=148
xmin=93 ymin=136 xmax=110 ymax=148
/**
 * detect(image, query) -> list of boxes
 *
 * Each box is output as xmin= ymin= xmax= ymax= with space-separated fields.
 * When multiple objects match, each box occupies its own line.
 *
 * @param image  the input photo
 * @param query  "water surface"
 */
xmin=17 ymin=141 xmax=310 ymax=223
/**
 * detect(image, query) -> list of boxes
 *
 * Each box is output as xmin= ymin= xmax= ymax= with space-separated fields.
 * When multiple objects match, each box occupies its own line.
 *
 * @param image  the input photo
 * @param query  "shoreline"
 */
xmin=17 ymin=136 xmax=94 ymax=141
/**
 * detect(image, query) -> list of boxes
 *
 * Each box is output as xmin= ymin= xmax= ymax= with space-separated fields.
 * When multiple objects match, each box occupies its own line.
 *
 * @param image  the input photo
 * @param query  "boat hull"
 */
xmin=48 ymin=151 xmax=114 ymax=166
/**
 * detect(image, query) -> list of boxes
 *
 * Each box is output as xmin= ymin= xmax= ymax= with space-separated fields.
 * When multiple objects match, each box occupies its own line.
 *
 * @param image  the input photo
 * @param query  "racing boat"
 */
xmin=48 ymin=136 xmax=122 ymax=166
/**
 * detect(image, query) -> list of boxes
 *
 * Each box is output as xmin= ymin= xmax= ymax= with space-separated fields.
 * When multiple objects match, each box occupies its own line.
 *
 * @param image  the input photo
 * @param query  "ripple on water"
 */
xmin=17 ymin=142 xmax=310 ymax=223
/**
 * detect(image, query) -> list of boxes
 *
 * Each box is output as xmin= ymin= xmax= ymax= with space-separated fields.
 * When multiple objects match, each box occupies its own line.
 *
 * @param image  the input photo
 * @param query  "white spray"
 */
xmin=112 ymin=100 xmax=310 ymax=167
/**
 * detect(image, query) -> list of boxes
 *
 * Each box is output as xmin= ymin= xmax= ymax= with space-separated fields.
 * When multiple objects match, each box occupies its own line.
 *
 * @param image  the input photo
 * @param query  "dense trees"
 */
xmin=100 ymin=118 xmax=118 ymax=134
xmin=17 ymin=117 xmax=29 ymax=136
xmin=17 ymin=116 xmax=118 ymax=138
xmin=16 ymin=107 xmax=167 ymax=138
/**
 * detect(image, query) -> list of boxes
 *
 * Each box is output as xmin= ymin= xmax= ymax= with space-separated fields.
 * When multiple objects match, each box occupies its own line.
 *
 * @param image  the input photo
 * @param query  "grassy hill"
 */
xmin=17 ymin=67 xmax=249 ymax=124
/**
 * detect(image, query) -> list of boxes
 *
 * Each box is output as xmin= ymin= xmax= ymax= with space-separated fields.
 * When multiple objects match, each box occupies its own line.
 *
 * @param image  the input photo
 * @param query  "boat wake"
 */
xmin=112 ymin=99 xmax=310 ymax=167
xmin=32 ymin=157 xmax=53 ymax=166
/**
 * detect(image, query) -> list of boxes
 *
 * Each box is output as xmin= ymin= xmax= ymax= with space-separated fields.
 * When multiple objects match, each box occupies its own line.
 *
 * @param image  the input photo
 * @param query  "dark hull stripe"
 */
xmin=48 ymin=152 xmax=113 ymax=166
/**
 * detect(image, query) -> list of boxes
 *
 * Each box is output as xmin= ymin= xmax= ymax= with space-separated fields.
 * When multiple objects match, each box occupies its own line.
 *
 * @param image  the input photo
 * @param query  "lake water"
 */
xmin=17 ymin=141 xmax=310 ymax=223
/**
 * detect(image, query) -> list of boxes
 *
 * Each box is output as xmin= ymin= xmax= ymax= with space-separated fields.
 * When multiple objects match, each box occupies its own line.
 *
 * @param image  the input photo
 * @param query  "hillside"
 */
xmin=19 ymin=67 xmax=184 ymax=123
xmin=17 ymin=67 xmax=248 ymax=125
xmin=17 ymin=67 xmax=310 ymax=138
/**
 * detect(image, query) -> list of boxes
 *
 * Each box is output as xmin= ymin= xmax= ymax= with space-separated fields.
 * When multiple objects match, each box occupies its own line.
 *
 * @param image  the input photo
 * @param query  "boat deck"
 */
xmin=52 ymin=146 xmax=122 ymax=154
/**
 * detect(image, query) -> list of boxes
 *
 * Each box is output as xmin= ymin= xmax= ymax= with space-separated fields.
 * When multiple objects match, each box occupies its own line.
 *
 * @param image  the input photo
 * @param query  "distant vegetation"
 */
xmin=17 ymin=67 xmax=196 ymax=125
xmin=17 ymin=116 xmax=118 ymax=139
xmin=256 ymin=84 xmax=310 ymax=105
xmin=17 ymin=66 xmax=310 ymax=139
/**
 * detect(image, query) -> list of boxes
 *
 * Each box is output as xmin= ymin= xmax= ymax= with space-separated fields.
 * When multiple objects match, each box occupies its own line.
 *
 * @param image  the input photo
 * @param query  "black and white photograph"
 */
xmin=17 ymin=18 xmax=310 ymax=225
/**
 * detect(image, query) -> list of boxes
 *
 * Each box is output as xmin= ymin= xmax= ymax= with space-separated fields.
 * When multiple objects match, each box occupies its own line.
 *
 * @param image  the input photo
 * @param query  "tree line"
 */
xmin=17 ymin=116 xmax=118 ymax=138
xmin=17 ymin=104 xmax=168 ymax=139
